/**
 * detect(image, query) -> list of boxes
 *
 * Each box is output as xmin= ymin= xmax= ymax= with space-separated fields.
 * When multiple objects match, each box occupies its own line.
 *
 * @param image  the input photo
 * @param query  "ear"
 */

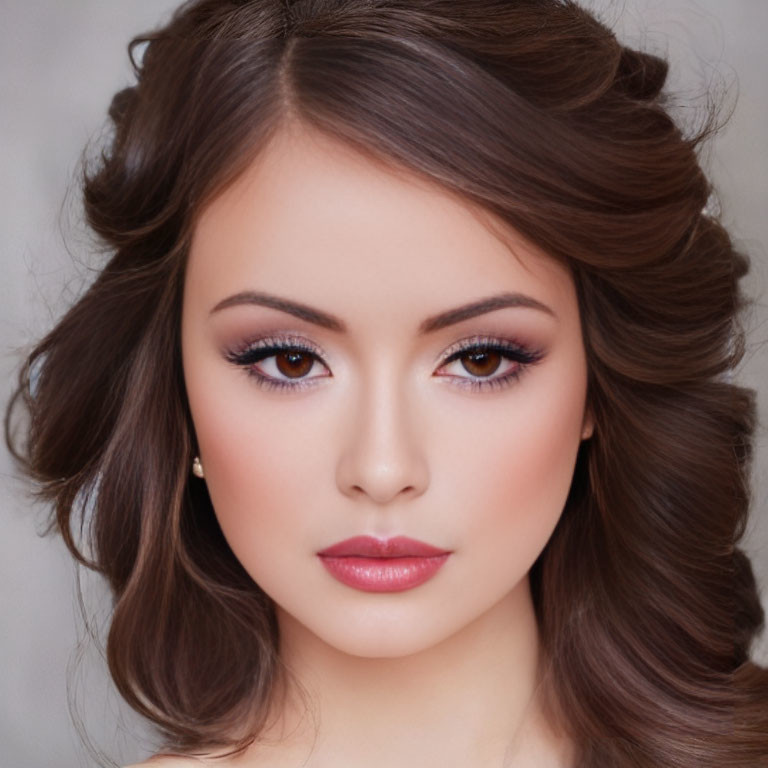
xmin=581 ymin=405 xmax=594 ymax=441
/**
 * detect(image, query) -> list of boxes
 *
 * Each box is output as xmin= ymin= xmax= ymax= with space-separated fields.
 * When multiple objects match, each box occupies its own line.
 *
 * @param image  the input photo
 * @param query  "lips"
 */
xmin=317 ymin=536 xmax=452 ymax=592
xmin=317 ymin=535 xmax=450 ymax=558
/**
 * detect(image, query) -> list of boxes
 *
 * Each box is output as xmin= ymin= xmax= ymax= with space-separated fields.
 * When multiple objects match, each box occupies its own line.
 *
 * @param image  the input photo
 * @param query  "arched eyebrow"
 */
xmin=210 ymin=290 xmax=556 ymax=333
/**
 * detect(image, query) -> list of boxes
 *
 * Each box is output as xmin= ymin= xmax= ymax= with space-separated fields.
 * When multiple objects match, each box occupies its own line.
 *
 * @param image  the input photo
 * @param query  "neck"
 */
xmin=246 ymin=577 xmax=573 ymax=768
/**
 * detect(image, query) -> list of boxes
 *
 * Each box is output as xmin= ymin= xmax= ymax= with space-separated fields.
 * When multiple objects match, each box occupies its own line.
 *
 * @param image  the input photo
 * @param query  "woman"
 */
xmin=7 ymin=0 xmax=767 ymax=766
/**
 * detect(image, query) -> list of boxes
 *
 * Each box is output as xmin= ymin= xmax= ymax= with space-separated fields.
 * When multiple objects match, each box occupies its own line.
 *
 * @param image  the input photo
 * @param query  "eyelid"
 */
xmin=228 ymin=332 xmax=537 ymax=368
xmin=227 ymin=333 xmax=329 ymax=362
xmin=225 ymin=331 xmax=544 ymax=392
xmin=436 ymin=333 xmax=540 ymax=365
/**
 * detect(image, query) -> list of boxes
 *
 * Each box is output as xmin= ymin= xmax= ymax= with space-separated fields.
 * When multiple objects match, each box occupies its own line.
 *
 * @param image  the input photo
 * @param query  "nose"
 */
xmin=335 ymin=369 xmax=429 ymax=505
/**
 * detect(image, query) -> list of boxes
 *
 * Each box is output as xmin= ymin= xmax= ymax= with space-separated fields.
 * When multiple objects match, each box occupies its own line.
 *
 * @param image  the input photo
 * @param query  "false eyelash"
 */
xmin=225 ymin=335 xmax=326 ymax=393
xmin=438 ymin=334 xmax=544 ymax=393
xmin=225 ymin=333 xmax=544 ymax=394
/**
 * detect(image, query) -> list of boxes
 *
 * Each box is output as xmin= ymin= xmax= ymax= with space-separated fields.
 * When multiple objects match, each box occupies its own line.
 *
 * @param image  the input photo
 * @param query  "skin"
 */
xmin=138 ymin=122 xmax=593 ymax=767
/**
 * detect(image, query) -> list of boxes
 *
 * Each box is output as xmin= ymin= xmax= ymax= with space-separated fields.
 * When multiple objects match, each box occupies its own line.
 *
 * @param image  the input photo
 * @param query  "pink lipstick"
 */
xmin=317 ymin=535 xmax=451 ymax=592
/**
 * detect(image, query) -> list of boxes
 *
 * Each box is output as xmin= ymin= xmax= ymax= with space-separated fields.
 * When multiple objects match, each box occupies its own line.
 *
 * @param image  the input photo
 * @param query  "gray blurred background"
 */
xmin=1 ymin=1 xmax=766 ymax=766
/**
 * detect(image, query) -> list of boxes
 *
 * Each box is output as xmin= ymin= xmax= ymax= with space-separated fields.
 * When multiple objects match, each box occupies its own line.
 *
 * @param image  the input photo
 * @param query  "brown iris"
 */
xmin=272 ymin=348 xmax=506 ymax=381
xmin=275 ymin=350 xmax=315 ymax=378
xmin=460 ymin=350 xmax=503 ymax=377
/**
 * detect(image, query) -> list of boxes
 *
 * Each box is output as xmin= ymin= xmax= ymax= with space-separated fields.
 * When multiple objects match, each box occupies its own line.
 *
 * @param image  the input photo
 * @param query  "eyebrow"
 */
xmin=210 ymin=290 xmax=556 ymax=333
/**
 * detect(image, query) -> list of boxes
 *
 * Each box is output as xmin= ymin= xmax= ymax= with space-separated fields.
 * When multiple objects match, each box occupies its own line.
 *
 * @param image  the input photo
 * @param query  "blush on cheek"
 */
xmin=511 ymin=357 xmax=587 ymax=501
xmin=196 ymin=404 xmax=319 ymax=570
xmin=471 ymin=382 xmax=585 ymax=559
xmin=474 ymin=440 xmax=578 ymax=587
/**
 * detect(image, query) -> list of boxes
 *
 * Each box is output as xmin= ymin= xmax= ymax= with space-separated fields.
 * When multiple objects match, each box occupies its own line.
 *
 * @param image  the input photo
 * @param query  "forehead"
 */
xmin=187 ymin=125 xmax=575 ymax=324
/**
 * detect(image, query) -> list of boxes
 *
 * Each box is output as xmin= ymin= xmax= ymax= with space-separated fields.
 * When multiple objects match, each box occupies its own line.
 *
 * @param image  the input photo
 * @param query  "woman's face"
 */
xmin=181 ymin=125 xmax=593 ymax=658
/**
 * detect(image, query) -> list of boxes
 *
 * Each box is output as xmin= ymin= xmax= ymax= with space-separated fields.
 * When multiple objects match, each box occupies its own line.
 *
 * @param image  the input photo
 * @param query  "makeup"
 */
xmin=317 ymin=536 xmax=452 ymax=593
xmin=184 ymin=121 xmax=590 ymax=664
xmin=224 ymin=332 xmax=545 ymax=394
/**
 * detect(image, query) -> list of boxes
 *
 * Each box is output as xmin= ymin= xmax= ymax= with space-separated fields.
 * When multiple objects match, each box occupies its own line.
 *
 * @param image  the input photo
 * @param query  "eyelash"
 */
xmin=225 ymin=334 xmax=544 ymax=394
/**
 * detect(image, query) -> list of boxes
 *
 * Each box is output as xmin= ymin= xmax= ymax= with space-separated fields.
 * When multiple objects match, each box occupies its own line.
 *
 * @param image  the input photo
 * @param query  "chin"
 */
xmin=277 ymin=600 xmax=468 ymax=659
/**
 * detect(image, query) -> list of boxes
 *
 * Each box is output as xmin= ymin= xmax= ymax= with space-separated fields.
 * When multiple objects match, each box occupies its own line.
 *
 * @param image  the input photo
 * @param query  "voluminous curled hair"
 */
xmin=7 ymin=1 xmax=768 ymax=765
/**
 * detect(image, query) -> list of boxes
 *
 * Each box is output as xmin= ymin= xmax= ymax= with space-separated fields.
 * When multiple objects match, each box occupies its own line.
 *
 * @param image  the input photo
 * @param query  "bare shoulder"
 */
xmin=124 ymin=757 xmax=208 ymax=768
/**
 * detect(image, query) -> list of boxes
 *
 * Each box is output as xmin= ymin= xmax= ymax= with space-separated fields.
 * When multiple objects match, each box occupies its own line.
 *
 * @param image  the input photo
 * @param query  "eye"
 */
xmin=226 ymin=335 xmax=330 ymax=393
xmin=226 ymin=334 xmax=544 ymax=394
xmin=435 ymin=335 xmax=544 ymax=392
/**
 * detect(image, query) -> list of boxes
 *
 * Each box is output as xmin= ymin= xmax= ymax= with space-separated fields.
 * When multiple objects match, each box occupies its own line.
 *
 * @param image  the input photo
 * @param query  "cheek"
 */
xmin=449 ymin=364 xmax=586 ymax=573
xmin=186 ymin=371 xmax=329 ymax=585
xmin=200 ymin=414 xmax=291 ymax=536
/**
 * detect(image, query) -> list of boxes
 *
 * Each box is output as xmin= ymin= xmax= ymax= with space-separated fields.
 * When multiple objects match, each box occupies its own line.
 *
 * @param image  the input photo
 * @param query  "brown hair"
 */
xmin=6 ymin=0 xmax=767 ymax=765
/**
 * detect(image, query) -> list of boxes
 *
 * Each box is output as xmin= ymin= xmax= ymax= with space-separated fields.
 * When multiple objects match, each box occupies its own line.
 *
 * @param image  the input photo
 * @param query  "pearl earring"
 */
xmin=192 ymin=456 xmax=205 ymax=479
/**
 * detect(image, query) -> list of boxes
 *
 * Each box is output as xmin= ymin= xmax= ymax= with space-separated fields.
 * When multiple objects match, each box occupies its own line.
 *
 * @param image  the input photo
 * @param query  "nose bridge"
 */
xmin=336 ymin=354 xmax=429 ymax=504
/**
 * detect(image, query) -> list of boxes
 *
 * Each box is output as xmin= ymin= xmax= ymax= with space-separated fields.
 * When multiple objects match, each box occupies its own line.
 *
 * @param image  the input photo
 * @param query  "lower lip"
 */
xmin=318 ymin=554 xmax=450 ymax=592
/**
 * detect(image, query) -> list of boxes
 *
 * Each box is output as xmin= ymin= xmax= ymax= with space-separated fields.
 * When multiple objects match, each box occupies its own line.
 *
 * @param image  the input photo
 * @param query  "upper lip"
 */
xmin=317 ymin=535 xmax=450 ymax=558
